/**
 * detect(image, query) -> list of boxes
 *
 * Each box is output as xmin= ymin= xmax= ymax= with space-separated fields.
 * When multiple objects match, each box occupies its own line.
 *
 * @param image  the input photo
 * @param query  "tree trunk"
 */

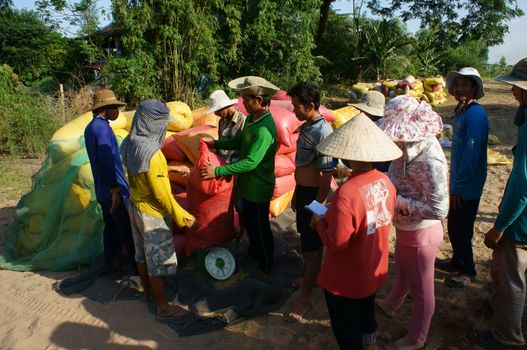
xmin=317 ymin=0 xmax=334 ymax=42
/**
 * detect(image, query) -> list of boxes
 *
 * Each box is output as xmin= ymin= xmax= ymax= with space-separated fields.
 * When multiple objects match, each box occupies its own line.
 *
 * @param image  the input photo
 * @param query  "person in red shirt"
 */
xmin=315 ymin=113 xmax=402 ymax=350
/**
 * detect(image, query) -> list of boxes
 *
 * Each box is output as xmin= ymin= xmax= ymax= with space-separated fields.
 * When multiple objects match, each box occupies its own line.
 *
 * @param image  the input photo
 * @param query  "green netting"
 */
xmin=0 ymin=136 xmax=108 ymax=271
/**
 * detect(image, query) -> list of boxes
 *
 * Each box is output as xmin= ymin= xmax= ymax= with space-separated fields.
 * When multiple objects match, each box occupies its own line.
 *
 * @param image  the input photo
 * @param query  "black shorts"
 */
xmin=295 ymin=185 xmax=323 ymax=252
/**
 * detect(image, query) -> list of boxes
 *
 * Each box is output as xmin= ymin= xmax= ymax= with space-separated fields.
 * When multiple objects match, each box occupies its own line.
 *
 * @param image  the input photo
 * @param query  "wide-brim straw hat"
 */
xmin=91 ymin=88 xmax=126 ymax=111
xmin=446 ymin=67 xmax=485 ymax=99
xmin=495 ymin=57 xmax=527 ymax=91
xmin=316 ymin=113 xmax=402 ymax=162
xmin=205 ymin=90 xmax=238 ymax=114
xmin=377 ymin=95 xmax=443 ymax=142
xmin=349 ymin=90 xmax=385 ymax=117
xmin=228 ymin=76 xmax=280 ymax=96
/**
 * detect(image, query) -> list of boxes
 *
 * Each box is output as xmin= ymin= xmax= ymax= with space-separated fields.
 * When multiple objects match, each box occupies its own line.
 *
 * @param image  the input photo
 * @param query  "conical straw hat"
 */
xmin=316 ymin=113 xmax=402 ymax=162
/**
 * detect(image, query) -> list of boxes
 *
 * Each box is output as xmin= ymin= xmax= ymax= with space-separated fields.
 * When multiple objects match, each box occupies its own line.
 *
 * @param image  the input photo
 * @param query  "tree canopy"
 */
xmin=0 ymin=10 xmax=68 ymax=84
xmin=368 ymin=0 xmax=524 ymax=46
xmin=107 ymin=0 xmax=321 ymax=106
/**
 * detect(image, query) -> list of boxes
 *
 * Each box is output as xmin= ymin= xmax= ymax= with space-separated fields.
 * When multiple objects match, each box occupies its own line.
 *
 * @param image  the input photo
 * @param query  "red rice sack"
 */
xmin=270 ymin=99 xmax=336 ymax=124
xmin=272 ymin=173 xmax=296 ymax=199
xmin=272 ymin=90 xmax=290 ymax=100
xmin=276 ymin=132 xmax=299 ymax=155
xmin=162 ymin=136 xmax=188 ymax=161
xmin=236 ymin=98 xmax=300 ymax=148
xmin=275 ymin=154 xmax=295 ymax=177
xmin=185 ymin=140 xmax=236 ymax=255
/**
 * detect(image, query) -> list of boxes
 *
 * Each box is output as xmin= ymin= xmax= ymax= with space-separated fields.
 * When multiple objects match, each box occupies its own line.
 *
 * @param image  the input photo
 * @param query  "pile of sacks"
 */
xmin=7 ymin=93 xmax=341 ymax=269
xmin=350 ymin=76 xmax=447 ymax=106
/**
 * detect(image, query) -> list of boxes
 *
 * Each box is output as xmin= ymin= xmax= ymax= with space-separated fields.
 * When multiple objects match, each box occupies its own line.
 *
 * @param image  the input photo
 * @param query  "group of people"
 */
xmin=82 ymin=57 xmax=527 ymax=350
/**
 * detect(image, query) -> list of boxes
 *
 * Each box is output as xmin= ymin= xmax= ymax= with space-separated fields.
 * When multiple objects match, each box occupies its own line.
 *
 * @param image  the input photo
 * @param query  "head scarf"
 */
xmin=121 ymin=99 xmax=169 ymax=176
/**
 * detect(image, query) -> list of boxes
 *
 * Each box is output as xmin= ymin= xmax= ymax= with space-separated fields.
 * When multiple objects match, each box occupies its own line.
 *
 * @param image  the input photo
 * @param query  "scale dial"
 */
xmin=204 ymin=247 xmax=236 ymax=280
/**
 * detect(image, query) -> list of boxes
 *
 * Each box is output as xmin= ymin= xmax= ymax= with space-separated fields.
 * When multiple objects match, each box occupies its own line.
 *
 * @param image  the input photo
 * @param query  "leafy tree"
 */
xmin=0 ymin=64 xmax=61 ymax=157
xmin=0 ymin=0 xmax=13 ymax=13
xmin=35 ymin=0 xmax=102 ymax=36
xmin=111 ymin=0 xmax=218 ymax=106
xmin=358 ymin=18 xmax=412 ymax=80
xmin=439 ymin=40 xmax=489 ymax=73
xmin=233 ymin=0 xmax=321 ymax=88
xmin=368 ymin=0 xmax=524 ymax=46
xmin=0 ymin=10 xmax=69 ymax=84
xmin=409 ymin=26 xmax=447 ymax=76
xmin=102 ymin=55 xmax=159 ymax=106
xmin=109 ymin=0 xmax=321 ymax=106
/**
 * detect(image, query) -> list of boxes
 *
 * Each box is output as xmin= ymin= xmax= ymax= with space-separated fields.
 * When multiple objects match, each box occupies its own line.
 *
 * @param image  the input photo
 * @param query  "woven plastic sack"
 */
xmin=0 ymin=135 xmax=106 ymax=271
xmin=270 ymin=189 xmax=294 ymax=217
xmin=185 ymin=140 xmax=235 ymax=255
xmin=236 ymin=98 xmax=300 ymax=148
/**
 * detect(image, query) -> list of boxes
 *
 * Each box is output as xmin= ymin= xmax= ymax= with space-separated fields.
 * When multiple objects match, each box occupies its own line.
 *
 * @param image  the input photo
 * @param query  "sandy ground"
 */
xmin=0 ymin=81 xmax=525 ymax=349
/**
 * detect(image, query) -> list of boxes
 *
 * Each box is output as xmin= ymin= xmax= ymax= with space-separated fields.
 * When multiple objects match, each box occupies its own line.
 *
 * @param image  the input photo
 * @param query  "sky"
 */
xmin=14 ymin=0 xmax=527 ymax=64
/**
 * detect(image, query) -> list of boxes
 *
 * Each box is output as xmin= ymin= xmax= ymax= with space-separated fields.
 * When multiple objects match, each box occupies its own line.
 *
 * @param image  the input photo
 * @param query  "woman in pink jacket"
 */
xmin=376 ymin=95 xmax=449 ymax=350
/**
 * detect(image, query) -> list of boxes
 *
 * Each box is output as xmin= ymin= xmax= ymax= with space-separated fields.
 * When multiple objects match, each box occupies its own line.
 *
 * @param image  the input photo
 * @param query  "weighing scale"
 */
xmin=203 ymin=247 xmax=236 ymax=280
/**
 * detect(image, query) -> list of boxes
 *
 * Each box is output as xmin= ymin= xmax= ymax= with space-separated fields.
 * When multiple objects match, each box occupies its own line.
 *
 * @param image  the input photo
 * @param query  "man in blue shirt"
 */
xmin=440 ymin=68 xmax=488 ymax=288
xmin=84 ymin=88 xmax=136 ymax=274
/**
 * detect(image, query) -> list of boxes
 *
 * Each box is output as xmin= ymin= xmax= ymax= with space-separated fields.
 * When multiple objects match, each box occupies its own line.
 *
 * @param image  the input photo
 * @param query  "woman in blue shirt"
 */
xmin=438 ymin=67 xmax=488 ymax=288
xmin=470 ymin=57 xmax=527 ymax=348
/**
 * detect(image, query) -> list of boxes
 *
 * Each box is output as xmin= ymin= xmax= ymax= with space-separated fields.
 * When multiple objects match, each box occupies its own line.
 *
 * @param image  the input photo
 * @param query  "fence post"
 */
xmin=59 ymin=83 xmax=65 ymax=124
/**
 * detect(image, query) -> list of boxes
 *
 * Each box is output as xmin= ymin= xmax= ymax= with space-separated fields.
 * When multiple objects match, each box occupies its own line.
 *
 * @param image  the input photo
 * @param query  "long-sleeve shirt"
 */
xmin=317 ymin=169 xmax=396 ymax=299
xmin=84 ymin=115 xmax=130 ymax=202
xmin=389 ymin=137 xmax=449 ymax=231
xmin=214 ymin=111 xmax=277 ymax=203
xmin=450 ymin=102 xmax=488 ymax=199
xmin=128 ymin=150 xmax=194 ymax=228
xmin=495 ymin=119 xmax=527 ymax=243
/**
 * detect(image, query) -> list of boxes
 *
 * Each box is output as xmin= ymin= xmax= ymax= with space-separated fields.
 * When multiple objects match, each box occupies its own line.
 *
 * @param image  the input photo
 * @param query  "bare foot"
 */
xmin=284 ymin=297 xmax=312 ymax=323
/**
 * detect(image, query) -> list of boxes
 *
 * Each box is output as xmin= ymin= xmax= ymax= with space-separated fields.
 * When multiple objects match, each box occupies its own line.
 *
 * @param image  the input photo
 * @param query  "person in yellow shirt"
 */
xmin=121 ymin=99 xmax=195 ymax=321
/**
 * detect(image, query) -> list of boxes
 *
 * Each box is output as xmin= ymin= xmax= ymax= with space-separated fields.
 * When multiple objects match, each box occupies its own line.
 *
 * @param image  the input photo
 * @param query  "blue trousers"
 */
xmin=447 ymin=197 xmax=480 ymax=276
xmin=99 ymin=197 xmax=137 ymax=274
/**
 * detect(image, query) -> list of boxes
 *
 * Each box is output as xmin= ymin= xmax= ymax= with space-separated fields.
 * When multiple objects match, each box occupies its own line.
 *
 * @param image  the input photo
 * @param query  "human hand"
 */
xmin=184 ymin=216 xmax=197 ymax=229
xmin=200 ymin=161 xmax=217 ymax=179
xmin=109 ymin=192 xmax=121 ymax=214
xmin=168 ymin=164 xmax=191 ymax=177
xmin=309 ymin=214 xmax=321 ymax=229
xmin=484 ymin=226 xmax=503 ymax=250
xmin=333 ymin=163 xmax=351 ymax=179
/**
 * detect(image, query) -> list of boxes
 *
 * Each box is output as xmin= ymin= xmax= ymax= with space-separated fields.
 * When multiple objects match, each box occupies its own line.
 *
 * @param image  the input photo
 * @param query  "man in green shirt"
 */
xmin=201 ymin=76 xmax=279 ymax=273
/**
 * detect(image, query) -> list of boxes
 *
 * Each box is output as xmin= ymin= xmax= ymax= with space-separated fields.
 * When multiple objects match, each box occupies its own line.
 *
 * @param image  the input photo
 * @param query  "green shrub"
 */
xmin=0 ymin=65 xmax=61 ymax=157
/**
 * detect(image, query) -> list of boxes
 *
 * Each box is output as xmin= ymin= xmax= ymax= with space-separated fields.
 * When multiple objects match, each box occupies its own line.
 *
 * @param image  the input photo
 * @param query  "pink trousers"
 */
xmin=384 ymin=222 xmax=443 ymax=344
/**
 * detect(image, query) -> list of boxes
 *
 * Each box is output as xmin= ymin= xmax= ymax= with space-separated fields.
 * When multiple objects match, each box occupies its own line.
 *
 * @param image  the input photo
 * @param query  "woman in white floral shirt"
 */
xmin=376 ymin=95 xmax=449 ymax=350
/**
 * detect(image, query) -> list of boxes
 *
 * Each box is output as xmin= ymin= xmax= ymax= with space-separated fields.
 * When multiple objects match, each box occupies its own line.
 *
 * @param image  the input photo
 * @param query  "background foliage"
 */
xmin=0 ymin=0 xmax=523 ymax=156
